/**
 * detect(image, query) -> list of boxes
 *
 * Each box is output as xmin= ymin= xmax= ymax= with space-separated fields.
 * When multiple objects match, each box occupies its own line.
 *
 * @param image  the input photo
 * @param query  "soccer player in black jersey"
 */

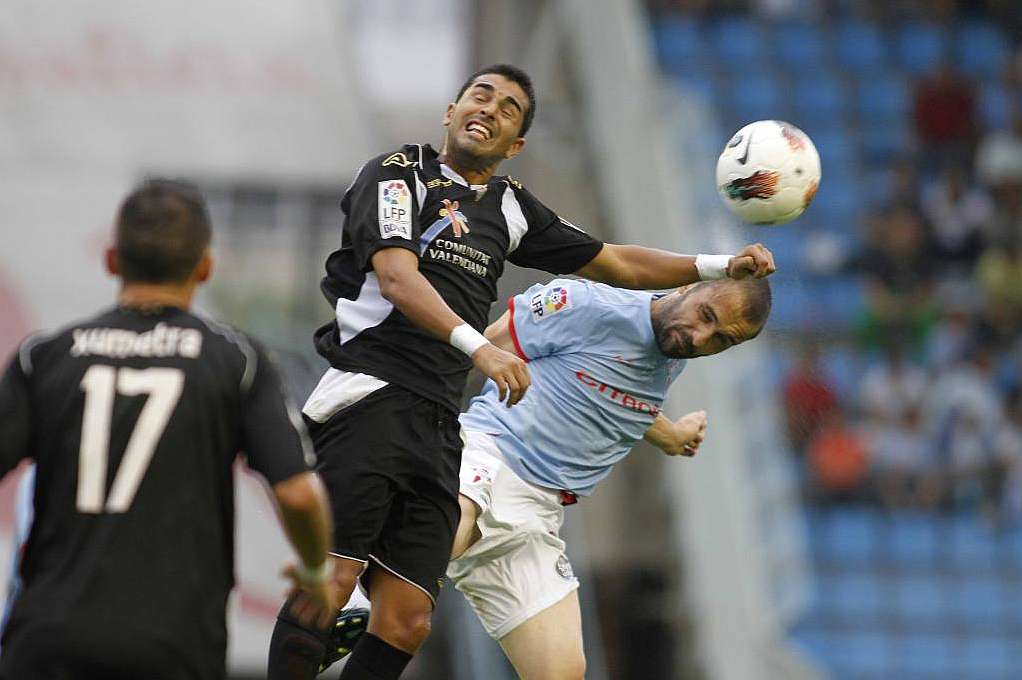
xmin=268 ymin=64 xmax=775 ymax=680
xmin=0 ymin=180 xmax=340 ymax=680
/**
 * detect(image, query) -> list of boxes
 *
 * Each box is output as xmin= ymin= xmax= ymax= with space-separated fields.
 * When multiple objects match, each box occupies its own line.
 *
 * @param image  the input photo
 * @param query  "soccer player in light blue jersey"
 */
xmin=447 ymin=274 xmax=772 ymax=680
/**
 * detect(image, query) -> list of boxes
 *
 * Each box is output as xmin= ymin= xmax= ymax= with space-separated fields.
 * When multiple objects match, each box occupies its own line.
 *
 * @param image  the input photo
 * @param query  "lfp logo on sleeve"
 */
xmin=529 ymin=285 xmax=571 ymax=322
xmin=378 ymin=180 xmax=412 ymax=239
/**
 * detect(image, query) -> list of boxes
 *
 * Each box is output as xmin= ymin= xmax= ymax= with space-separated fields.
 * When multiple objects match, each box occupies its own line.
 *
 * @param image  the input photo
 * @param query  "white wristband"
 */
xmin=695 ymin=254 xmax=731 ymax=281
xmin=296 ymin=561 xmax=329 ymax=585
xmin=450 ymin=324 xmax=489 ymax=357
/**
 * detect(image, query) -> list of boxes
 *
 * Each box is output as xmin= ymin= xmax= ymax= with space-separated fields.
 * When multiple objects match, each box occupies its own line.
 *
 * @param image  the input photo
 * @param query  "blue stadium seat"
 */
xmin=980 ymin=83 xmax=1010 ymax=131
xmin=960 ymin=636 xmax=1013 ymax=677
xmin=838 ymin=632 xmax=891 ymax=676
xmin=835 ymin=22 xmax=886 ymax=75
xmin=887 ymin=512 xmax=939 ymax=566
xmin=811 ymin=172 xmax=860 ymax=223
xmin=810 ymin=127 xmax=857 ymax=173
xmin=828 ymin=573 xmax=884 ymax=623
xmin=893 ymin=633 xmax=953 ymax=676
xmin=712 ymin=16 xmax=766 ymax=64
xmin=772 ymin=21 xmax=828 ymax=72
xmin=671 ymin=72 xmax=720 ymax=107
xmin=765 ymin=277 xmax=811 ymax=329
xmin=859 ymin=121 xmax=909 ymax=163
xmin=955 ymin=579 xmax=1007 ymax=628
xmin=823 ymin=508 xmax=876 ymax=564
xmin=895 ymin=23 xmax=950 ymax=75
xmin=653 ymin=16 xmax=706 ymax=74
xmin=956 ymin=21 xmax=1009 ymax=80
xmin=947 ymin=515 xmax=997 ymax=571
xmin=857 ymin=76 xmax=910 ymax=123
xmin=791 ymin=73 xmax=847 ymax=126
xmin=728 ymin=71 xmax=786 ymax=124
xmin=818 ymin=332 xmax=865 ymax=386
xmin=894 ymin=573 xmax=947 ymax=621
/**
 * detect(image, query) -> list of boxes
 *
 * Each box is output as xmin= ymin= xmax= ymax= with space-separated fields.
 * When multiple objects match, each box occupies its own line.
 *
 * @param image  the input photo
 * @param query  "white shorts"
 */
xmin=446 ymin=431 xmax=580 ymax=640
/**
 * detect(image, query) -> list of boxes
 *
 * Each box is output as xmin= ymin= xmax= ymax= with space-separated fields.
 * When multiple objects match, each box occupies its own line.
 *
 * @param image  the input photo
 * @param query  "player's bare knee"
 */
xmin=372 ymin=608 xmax=433 ymax=652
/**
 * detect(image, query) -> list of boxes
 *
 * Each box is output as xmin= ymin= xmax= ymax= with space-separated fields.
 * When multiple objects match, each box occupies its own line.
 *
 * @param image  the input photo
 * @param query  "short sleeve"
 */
xmin=341 ymin=150 xmax=423 ymax=272
xmin=239 ymin=341 xmax=314 ymax=486
xmin=507 ymin=279 xmax=595 ymax=360
xmin=0 ymin=351 xmax=32 ymax=477
xmin=507 ymin=185 xmax=603 ymax=274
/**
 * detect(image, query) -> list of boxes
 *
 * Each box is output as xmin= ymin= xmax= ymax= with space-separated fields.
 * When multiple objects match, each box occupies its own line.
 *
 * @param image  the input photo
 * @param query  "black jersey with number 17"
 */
xmin=0 ymin=306 xmax=313 ymax=679
xmin=314 ymin=143 xmax=604 ymax=413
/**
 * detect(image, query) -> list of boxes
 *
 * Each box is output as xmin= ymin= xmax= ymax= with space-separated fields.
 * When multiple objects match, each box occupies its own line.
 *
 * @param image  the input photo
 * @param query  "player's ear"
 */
xmin=105 ymin=246 xmax=120 ymax=276
xmin=504 ymin=137 xmax=526 ymax=160
xmin=442 ymin=103 xmax=456 ymax=127
xmin=194 ymin=248 xmax=213 ymax=284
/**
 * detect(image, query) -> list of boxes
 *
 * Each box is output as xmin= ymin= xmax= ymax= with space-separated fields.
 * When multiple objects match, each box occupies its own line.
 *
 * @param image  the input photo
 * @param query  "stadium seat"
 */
xmin=859 ymin=120 xmax=910 ymax=164
xmin=894 ymin=573 xmax=947 ymax=622
xmin=960 ymin=636 xmax=1013 ymax=677
xmin=956 ymin=21 xmax=1009 ymax=80
xmin=829 ymin=573 xmax=884 ymax=623
xmin=772 ymin=21 xmax=828 ymax=72
xmin=856 ymin=76 xmax=910 ymax=124
xmin=809 ymin=127 xmax=857 ymax=172
xmin=893 ymin=633 xmax=953 ymax=677
xmin=818 ymin=334 xmax=866 ymax=387
xmin=823 ymin=508 xmax=876 ymax=565
xmin=955 ymin=579 xmax=1007 ymax=628
xmin=727 ymin=71 xmax=787 ymax=125
xmin=653 ymin=16 xmax=706 ymax=75
xmin=979 ymin=83 xmax=1010 ymax=131
xmin=791 ymin=73 xmax=848 ymax=127
xmin=834 ymin=22 xmax=886 ymax=75
xmin=671 ymin=72 xmax=720 ymax=107
xmin=711 ymin=16 xmax=766 ymax=64
xmin=895 ymin=23 xmax=950 ymax=75
xmin=947 ymin=515 xmax=997 ymax=571
xmin=837 ymin=632 xmax=891 ymax=676
xmin=886 ymin=512 xmax=939 ymax=566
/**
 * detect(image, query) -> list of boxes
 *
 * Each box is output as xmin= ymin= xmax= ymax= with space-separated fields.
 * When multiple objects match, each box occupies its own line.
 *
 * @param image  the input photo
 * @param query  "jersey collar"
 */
xmin=439 ymin=162 xmax=488 ymax=191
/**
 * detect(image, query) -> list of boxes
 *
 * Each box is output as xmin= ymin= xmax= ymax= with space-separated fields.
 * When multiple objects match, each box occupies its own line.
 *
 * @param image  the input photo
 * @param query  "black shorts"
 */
xmin=308 ymin=383 xmax=463 ymax=605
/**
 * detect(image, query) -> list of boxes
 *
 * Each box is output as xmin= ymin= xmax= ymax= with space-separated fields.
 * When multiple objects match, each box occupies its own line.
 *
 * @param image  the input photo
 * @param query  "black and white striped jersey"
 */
xmin=0 ymin=305 xmax=312 ymax=676
xmin=314 ymin=143 xmax=604 ymax=413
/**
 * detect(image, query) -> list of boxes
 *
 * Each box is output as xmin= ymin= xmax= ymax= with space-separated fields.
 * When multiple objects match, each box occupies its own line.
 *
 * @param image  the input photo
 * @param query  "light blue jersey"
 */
xmin=460 ymin=279 xmax=686 ymax=496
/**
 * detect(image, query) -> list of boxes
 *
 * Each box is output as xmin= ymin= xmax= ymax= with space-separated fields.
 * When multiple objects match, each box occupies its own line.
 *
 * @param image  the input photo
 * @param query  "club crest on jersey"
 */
xmin=529 ymin=286 xmax=571 ymax=322
xmin=438 ymin=198 xmax=470 ymax=237
xmin=469 ymin=465 xmax=492 ymax=485
xmin=378 ymin=180 xmax=412 ymax=239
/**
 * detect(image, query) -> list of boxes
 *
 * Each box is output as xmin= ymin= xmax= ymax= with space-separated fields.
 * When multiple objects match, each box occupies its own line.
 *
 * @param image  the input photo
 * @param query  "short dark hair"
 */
xmin=115 ymin=179 xmax=212 ymax=284
xmin=711 ymin=277 xmax=773 ymax=339
xmin=455 ymin=64 xmax=536 ymax=137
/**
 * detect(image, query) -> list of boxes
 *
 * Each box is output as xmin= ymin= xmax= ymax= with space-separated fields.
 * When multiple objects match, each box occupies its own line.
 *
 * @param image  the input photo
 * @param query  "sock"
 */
xmin=267 ymin=615 xmax=328 ymax=680
xmin=337 ymin=633 xmax=412 ymax=680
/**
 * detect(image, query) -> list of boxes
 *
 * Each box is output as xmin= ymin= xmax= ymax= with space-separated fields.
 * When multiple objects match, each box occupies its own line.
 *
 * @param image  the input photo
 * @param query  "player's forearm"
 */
xmin=643 ymin=413 xmax=684 ymax=453
xmin=373 ymin=249 xmax=472 ymax=342
xmin=576 ymin=243 xmax=701 ymax=289
xmin=273 ymin=472 xmax=333 ymax=571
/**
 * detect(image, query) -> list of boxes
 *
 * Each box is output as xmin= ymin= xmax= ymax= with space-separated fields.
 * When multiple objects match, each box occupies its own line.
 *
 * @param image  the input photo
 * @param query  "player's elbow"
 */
xmin=273 ymin=472 xmax=328 ymax=518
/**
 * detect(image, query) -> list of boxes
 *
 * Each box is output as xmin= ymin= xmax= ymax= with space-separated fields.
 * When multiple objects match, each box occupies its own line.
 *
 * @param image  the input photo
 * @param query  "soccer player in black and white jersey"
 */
xmin=0 ymin=180 xmax=340 ymax=680
xmin=268 ymin=64 xmax=775 ymax=680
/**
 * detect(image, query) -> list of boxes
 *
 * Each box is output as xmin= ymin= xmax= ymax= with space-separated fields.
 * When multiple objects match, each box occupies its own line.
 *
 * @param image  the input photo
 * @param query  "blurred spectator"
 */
xmin=920 ymin=165 xmax=993 ymax=270
xmin=858 ymin=342 xmax=928 ymax=424
xmin=975 ymin=115 xmax=1022 ymax=189
xmin=977 ymin=234 xmax=1022 ymax=325
xmin=925 ymin=282 xmax=981 ymax=368
xmin=922 ymin=349 xmax=1006 ymax=508
xmin=865 ymin=408 xmax=929 ymax=509
xmin=995 ymin=389 xmax=1022 ymax=520
xmin=912 ymin=63 xmax=978 ymax=170
xmin=807 ymin=411 xmax=870 ymax=503
xmin=782 ymin=343 xmax=839 ymax=455
xmin=854 ymin=207 xmax=939 ymax=353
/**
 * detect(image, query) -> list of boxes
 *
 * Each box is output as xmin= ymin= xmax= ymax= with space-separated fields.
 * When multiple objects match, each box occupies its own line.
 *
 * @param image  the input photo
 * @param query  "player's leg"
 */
xmin=499 ymin=590 xmax=586 ymax=680
xmin=267 ymin=388 xmax=402 ymax=680
xmin=450 ymin=493 xmax=481 ymax=559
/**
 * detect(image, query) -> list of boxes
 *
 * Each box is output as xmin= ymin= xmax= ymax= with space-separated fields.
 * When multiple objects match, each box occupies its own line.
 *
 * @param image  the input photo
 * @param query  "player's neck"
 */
xmin=118 ymin=282 xmax=195 ymax=311
xmin=439 ymin=145 xmax=499 ymax=186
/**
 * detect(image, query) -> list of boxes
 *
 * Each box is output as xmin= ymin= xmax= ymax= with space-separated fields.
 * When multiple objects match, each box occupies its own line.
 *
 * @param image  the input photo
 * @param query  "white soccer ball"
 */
xmin=716 ymin=120 xmax=822 ymax=225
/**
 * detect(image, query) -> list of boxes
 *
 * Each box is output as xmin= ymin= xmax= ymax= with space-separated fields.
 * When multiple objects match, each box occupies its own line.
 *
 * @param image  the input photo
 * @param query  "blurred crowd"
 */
xmin=785 ymin=41 xmax=1022 ymax=521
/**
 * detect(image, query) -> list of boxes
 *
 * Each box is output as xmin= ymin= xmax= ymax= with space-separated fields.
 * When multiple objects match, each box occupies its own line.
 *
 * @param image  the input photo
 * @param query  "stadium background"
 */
xmin=1 ymin=0 xmax=1020 ymax=678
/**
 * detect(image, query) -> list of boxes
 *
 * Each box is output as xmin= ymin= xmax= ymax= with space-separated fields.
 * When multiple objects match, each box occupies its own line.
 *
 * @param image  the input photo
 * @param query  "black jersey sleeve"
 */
xmin=239 ymin=342 xmax=314 ymax=486
xmin=342 ymin=150 xmax=423 ymax=272
xmin=0 ymin=351 xmax=31 ymax=477
xmin=507 ymin=184 xmax=604 ymax=274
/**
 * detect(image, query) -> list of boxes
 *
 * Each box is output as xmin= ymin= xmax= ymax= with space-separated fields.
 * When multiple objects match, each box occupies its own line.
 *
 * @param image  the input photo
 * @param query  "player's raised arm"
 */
xmin=643 ymin=410 xmax=708 ymax=457
xmin=574 ymin=243 xmax=776 ymax=290
xmin=372 ymin=248 xmax=530 ymax=406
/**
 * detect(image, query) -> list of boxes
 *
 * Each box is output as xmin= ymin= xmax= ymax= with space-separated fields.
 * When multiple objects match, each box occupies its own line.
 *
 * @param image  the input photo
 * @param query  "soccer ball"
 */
xmin=716 ymin=120 xmax=821 ymax=225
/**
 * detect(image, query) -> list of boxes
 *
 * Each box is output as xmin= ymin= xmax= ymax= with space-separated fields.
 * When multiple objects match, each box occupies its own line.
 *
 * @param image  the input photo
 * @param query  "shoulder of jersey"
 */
xmin=377 ymin=144 xmax=427 ymax=171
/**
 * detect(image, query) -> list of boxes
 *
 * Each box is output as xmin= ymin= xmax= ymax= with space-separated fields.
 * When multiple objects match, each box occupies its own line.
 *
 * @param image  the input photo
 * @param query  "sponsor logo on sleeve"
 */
xmin=378 ymin=180 xmax=412 ymax=239
xmin=529 ymin=285 xmax=571 ymax=322
xmin=381 ymin=152 xmax=414 ymax=168
xmin=555 ymin=554 xmax=575 ymax=580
